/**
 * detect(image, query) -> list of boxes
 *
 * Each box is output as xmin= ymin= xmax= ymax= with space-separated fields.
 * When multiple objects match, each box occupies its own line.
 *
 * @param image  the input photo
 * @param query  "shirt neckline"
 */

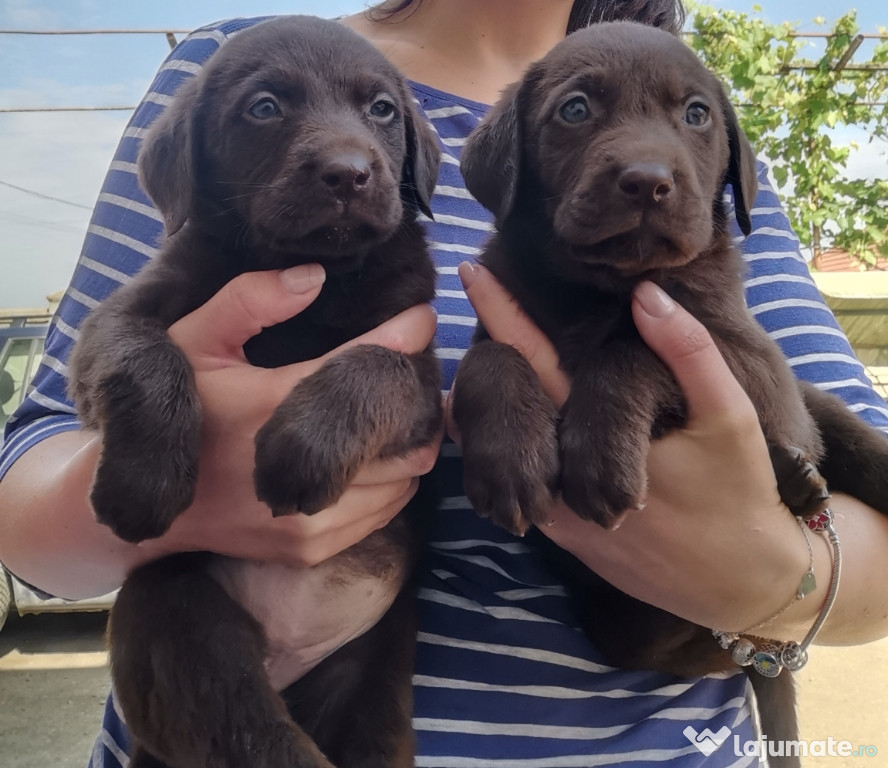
xmin=408 ymin=79 xmax=492 ymax=114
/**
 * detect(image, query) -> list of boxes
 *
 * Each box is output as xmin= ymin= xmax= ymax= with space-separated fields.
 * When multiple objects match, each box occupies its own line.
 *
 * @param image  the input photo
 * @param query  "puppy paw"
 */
xmin=92 ymin=450 xmax=198 ymax=542
xmin=558 ymin=419 xmax=647 ymax=529
xmin=462 ymin=432 xmax=559 ymax=536
xmin=89 ymin=370 xmax=200 ymax=542
xmin=769 ymin=443 xmax=830 ymax=518
xmin=254 ymin=407 xmax=362 ymax=516
xmin=255 ymin=347 xmax=440 ymax=517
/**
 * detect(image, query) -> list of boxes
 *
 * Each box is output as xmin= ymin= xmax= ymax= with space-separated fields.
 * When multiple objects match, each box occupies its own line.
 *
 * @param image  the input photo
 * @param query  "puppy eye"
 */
xmin=248 ymin=97 xmax=281 ymax=120
xmin=559 ymin=95 xmax=590 ymax=124
xmin=684 ymin=102 xmax=710 ymax=126
xmin=369 ymin=95 xmax=396 ymax=124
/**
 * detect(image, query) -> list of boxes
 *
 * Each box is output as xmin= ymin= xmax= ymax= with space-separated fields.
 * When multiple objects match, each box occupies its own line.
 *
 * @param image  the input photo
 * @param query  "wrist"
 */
xmin=757 ymin=518 xmax=833 ymax=641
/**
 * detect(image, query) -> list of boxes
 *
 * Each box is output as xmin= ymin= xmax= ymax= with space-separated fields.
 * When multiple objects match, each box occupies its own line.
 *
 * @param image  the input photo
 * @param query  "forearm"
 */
xmin=0 ymin=430 xmax=164 ymax=599
xmin=766 ymin=492 xmax=888 ymax=646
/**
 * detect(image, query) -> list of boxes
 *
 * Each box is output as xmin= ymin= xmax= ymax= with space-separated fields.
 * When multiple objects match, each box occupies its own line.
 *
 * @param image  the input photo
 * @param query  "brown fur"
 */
xmin=69 ymin=16 xmax=442 ymax=768
xmin=452 ymin=21 xmax=888 ymax=767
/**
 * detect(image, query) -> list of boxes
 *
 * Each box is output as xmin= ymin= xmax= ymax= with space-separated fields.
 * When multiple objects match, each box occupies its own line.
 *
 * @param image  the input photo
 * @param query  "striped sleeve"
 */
xmin=0 ymin=18 xmax=267 ymax=483
xmin=738 ymin=161 xmax=888 ymax=432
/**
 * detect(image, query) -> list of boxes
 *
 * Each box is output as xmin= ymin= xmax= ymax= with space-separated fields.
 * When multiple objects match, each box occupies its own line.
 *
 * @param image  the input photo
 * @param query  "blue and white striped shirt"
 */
xmin=2 ymin=17 xmax=887 ymax=768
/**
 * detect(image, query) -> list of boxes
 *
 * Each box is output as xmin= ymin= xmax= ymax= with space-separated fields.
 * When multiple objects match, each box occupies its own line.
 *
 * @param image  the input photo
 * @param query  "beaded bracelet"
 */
xmin=712 ymin=508 xmax=841 ymax=678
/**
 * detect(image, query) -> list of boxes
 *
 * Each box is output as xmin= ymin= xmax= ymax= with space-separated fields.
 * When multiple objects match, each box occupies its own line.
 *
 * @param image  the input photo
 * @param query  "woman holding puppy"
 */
xmin=2 ymin=1 xmax=887 ymax=765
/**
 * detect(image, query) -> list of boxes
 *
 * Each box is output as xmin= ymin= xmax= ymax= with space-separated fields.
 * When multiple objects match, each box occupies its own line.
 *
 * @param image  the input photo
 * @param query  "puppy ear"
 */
xmin=137 ymin=75 xmax=202 ymax=236
xmin=402 ymin=94 xmax=441 ymax=220
xmin=722 ymin=95 xmax=758 ymax=237
xmin=461 ymin=82 xmax=521 ymax=222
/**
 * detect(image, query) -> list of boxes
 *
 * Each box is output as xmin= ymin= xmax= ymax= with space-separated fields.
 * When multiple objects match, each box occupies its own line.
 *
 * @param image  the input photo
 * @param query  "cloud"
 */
xmin=0 ymin=0 xmax=62 ymax=27
xmin=844 ymin=136 xmax=888 ymax=182
xmin=0 ymin=77 xmax=143 ymax=110
xmin=0 ymin=103 xmax=130 ymax=308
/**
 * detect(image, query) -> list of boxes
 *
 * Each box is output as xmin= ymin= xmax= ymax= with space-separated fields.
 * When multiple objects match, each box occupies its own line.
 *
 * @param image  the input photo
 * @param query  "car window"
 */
xmin=0 ymin=328 xmax=48 ymax=428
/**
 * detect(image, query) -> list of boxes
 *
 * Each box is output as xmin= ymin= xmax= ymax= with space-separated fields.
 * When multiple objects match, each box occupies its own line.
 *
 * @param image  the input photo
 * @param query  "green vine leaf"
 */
xmin=688 ymin=3 xmax=888 ymax=264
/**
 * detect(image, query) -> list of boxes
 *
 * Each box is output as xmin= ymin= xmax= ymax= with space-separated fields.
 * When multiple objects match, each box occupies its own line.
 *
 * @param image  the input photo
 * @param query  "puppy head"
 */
xmin=462 ymin=22 xmax=757 ymax=280
xmin=138 ymin=16 xmax=440 ymax=268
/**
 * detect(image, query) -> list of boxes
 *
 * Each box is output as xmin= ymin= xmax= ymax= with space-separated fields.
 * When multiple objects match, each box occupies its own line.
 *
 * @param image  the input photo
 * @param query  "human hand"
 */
xmin=456 ymin=262 xmax=817 ymax=636
xmin=144 ymin=265 xmax=441 ymax=567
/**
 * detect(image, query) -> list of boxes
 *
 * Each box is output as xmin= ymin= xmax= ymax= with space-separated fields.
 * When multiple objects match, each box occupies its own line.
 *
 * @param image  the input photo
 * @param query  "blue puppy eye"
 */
xmin=684 ymin=102 xmax=710 ymax=126
xmin=248 ymin=97 xmax=281 ymax=119
xmin=369 ymin=95 xmax=396 ymax=123
xmin=559 ymin=96 xmax=590 ymax=124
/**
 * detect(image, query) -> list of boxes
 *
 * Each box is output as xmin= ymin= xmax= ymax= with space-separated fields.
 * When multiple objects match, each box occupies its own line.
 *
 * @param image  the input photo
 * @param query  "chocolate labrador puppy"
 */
xmin=452 ymin=21 xmax=888 ymax=765
xmin=69 ymin=16 xmax=441 ymax=768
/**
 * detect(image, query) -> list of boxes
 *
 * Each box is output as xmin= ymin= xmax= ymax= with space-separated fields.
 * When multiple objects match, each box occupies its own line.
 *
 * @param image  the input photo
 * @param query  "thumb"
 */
xmin=169 ymin=265 xmax=326 ymax=360
xmin=459 ymin=262 xmax=570 ymax=406
xmin=631 ymin=281 xmax=755 ymax=425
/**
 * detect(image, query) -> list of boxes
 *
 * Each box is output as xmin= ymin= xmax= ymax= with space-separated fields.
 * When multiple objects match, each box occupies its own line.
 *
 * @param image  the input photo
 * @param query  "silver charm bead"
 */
xmin=751 ymin=649 xmax=782 ymax=677
xmin=730 ymin=637 xmax=757 ymax=666
xmin=780 ymin=642 xmax=809 ymax=672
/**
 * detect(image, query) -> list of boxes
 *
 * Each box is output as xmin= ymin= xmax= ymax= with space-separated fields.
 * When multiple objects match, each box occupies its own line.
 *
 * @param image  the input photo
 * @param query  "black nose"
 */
xmin=320 ymin=153 xmax=372 ymax=197
xmin=618 ymin=163 xmax=674 ymax=203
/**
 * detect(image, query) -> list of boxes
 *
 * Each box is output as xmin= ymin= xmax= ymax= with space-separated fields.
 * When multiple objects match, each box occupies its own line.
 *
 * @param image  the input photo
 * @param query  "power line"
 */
xmin=0 ymin=28 xmax=184 ymax=50
xmin=0 ymin=180 xmax=92 ymax=210
xmin=0 ymin=106 xmax=135 ymax=113
xmin=0 ymin=28 xmax=189 ymax=34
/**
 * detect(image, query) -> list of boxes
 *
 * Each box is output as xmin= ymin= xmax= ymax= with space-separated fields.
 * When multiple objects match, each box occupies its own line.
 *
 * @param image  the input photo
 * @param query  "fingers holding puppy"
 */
xmin=153 ymin=267 xmax=441 ymax=564
xmin=458 ymin=262 xmax=570 ymax=407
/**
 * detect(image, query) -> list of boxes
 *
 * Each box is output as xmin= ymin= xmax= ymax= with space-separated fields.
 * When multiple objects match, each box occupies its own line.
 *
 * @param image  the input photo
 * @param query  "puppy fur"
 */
xmin=68 ymin=16 xmax=442 ymax=768
xmin=452 ymin=21 xmax=888 ymax=767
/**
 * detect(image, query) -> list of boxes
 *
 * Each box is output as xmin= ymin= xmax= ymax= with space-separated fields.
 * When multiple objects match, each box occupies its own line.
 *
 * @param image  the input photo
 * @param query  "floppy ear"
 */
xmin=401 ymin=93 xmax=441 ymax=220
xmin=460 ymin=81 xmax=521 ymax=223
xmin=137 ymin=74 xmax=203 ymax=236
xmin=722 ymin=94 xmax=758 ymax=237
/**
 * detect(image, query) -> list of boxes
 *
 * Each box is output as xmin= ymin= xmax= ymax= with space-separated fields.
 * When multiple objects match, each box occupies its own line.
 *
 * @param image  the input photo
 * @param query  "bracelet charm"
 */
xmin=751 ymin=644 xmax=782 ymax=677
xmin=712 ymin=508 xmax=841 ymax=678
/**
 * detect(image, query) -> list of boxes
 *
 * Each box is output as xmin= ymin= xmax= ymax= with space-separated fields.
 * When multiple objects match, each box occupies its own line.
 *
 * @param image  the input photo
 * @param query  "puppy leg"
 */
xmin=128 ymin=747 xmax=173 ymax=768
xmin=70 ymin=311 xmax=200 ymax=542
xmin=801 ymin=381 xmax=888 ymax=517
xmin=254 ymin=346 xmax=442 ymax=516
xmin=748 ymin=673 xmax=801 ymax=768
xmin=110 ymin=554 xmax=333 ymax=768
xmin=558 ymin=344 xmax=679 ymax=528
xmin=282 ymin=587 xmax=418 ymax=768
xmin=451 ymin=340 xmax=559 ymax=535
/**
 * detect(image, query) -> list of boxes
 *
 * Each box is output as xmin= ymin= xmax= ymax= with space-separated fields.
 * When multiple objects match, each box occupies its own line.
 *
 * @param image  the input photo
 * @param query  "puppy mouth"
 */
xmin=286 ymin=221 xmax=385 ymax=251
xmin=257 ymin=205 xmax=399 ymax=266
xmin=559 ymin=215 xmax=697 ymax=274
xmin=580 ymin=231 xmax=691 ymax=274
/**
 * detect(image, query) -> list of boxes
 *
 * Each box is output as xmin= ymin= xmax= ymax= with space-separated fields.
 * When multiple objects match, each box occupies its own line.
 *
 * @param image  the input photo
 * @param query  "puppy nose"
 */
xmin=618 ymin=163 xmax=674 ymax=203
xmin=320 ymin=153 xmax=372 ymax=197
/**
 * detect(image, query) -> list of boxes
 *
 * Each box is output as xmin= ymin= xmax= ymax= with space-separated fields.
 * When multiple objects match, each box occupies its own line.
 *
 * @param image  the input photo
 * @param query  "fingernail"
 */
xmin=635 ymin=281 xmax=676 ymax=318
xmin=458 ymin=261 xmax=480 ymax=289
xmin=281 ymin=264 xmax=325 ymax=293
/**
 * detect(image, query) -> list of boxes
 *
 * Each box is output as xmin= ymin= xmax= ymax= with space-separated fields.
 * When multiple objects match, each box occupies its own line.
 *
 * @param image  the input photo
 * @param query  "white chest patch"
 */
xmin=207 ymin=529 xmax=407 ymax=691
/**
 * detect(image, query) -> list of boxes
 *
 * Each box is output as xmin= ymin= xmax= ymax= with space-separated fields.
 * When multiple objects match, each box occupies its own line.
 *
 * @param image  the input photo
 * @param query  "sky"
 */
xmin=0 ymin=0 xmax=886 ymax=309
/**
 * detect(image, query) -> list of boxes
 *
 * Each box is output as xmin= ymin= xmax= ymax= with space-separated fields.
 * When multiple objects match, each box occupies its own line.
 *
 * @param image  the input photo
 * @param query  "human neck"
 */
xmin=343 ymin=0 xmax=572 ymax=105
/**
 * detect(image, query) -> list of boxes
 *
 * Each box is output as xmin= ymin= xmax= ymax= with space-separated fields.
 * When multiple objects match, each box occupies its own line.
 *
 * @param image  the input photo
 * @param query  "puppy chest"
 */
xmin=207 ymin=534 xmax=408 ymax=690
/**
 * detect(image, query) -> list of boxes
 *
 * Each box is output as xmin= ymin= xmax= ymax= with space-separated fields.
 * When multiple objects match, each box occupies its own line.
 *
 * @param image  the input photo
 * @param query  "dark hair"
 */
xmin=368 ymin=0 xmax=686 ymax=36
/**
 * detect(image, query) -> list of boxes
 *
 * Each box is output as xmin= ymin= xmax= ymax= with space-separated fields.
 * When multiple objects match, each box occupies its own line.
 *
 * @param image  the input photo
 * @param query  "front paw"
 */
xmin=559 ymin=418 xmax=647 ymax=529
xmin=92 ymin=449 xmax=198 ymax=542
xmin=254 ymin=407 xmax=361 ymax=517
xmin=462 ymin=431 xmax=559 ymax=536
xmin=90 ymin=371 xmax=200 ymax=542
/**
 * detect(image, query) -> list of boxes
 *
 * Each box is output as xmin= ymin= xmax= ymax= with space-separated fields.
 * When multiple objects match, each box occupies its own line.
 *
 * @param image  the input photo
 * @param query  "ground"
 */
xmin=0 ymin=612 xmax=886 ymax=767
